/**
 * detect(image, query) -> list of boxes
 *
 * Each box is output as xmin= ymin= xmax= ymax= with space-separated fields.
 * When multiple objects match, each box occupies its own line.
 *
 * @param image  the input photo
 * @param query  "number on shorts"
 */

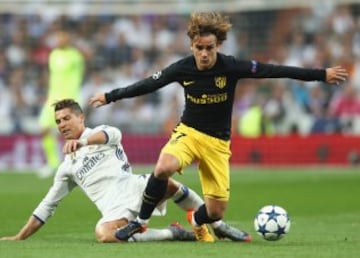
xmin=170 ymin=131 xmax=186 ymax=144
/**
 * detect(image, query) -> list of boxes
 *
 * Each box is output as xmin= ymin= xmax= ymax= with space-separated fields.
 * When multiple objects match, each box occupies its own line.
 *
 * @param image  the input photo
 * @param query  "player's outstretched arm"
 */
xmin=0 ymin=215 xmax=43 ymax=241
xmin=325 ymin=66 xmax=348 ymax=84
xmin=62 ymin=129 xmax=116 ymax=154
xmin=89 ymin=92 xmax=107 ymax=108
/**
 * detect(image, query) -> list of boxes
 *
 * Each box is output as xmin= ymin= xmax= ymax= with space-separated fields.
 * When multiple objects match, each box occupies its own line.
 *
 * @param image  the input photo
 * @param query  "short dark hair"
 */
xmin=53 ymin=99 xmax=83 ymax=115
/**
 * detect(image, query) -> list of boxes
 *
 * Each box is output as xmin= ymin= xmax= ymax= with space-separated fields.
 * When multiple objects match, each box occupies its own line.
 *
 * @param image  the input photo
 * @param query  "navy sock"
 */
xmin=139 ymin=173 xmax=168 ymax=220
xmin=194 ymin=204 xmax=220 ymax=225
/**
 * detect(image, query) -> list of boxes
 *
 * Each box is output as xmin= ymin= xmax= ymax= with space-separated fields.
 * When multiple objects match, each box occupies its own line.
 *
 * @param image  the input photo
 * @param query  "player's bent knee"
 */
xmin=95 ymin=233 xmax=108 ymax=243
xmin=95 ymin=230 xmax=118 ymax=243
xmin=95 ymin=225 xmax=116 ymax=243
xmin=154 ymin=169 xmax=174 ymax=179
xmin=154 ymin=154 xmax=180 ymax=178
xmin=95 ymin=219 xmax=128 ymax=243
xmin=95 ymin=226 xmax=107 ymax=243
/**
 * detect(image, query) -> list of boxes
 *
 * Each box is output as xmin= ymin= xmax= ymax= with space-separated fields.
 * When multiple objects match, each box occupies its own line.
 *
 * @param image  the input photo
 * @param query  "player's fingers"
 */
xmin=337 ymin=66 xmax=348 ymax=75
xmin=327 ymin=67 xmax=348 ymax=84
xmin=63 ymin=144 xmax=70 ymax=154
xmin=335 ymin=72 xmax=348 ymax=83
xmin=94 ymin=101 xmax=103 ymax=108
xmin=335 ymin=69 xmax=348 ymax=78
xmin=63 ymin=141 xmax=75 ymax=153
xmin=89 ymin=98 xmax=102 ymax=108
xmin=71 ymin=141 xmax=78 ymax=152
xmin=88 ymin=97 xmax=96 ymax=105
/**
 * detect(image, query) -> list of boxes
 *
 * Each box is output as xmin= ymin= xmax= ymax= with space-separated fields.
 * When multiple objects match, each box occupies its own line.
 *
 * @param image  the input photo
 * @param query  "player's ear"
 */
xmin=79 ymin=113 xmax=85 ymax=122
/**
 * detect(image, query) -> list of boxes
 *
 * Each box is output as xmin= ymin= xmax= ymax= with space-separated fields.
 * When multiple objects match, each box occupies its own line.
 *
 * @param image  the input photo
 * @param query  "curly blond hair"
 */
xmin=187 ymin=12 xmax=232 ymax=44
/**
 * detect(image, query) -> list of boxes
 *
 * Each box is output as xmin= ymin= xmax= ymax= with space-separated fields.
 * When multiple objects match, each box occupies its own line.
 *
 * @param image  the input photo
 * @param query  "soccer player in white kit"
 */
xmin=0 ymin=99 xmax=247 ymax=243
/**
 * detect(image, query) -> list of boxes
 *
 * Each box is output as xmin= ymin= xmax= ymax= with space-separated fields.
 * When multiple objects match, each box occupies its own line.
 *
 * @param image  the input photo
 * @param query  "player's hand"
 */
xmin=89 ymin=93 xmax=107 ymax=108
xmin=63 ymin=139 xmax=85 ymax=154
xmin=325 ymin=66 xmax=348 ymax=85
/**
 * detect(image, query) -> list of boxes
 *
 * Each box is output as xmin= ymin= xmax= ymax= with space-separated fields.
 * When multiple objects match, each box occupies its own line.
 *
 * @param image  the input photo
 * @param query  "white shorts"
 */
xmin=96 ymin=174 xmax=167 ymax=227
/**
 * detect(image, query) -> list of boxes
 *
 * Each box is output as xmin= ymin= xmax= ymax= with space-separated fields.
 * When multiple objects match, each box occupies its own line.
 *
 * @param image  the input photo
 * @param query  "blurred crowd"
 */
xmin=1 ymin=3 xmax=360 ymax=136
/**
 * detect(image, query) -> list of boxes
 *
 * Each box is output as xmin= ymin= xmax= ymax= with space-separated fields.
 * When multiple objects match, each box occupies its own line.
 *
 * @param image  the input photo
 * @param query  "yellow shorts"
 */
xmin=161 ymin=123 xmax=232 ymax=201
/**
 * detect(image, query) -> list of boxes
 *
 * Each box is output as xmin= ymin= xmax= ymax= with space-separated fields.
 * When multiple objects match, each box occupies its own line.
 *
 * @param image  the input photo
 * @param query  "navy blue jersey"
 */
xmin=106 ymin=53 xmax=325 ymax=140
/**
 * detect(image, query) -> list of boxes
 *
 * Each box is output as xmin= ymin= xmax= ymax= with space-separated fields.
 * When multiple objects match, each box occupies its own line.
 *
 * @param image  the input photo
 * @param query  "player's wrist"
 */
xmin=78 ymin=138 xmax=88 ymax=146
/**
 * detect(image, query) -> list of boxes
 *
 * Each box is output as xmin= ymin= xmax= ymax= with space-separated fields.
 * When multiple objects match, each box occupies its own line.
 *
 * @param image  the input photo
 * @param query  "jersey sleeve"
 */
xmin=93 ymin=125 xmax=122 ymax=145
xmin=235 ymin=59 xmax=326 ymax=81
xmin=105 ymin=65 xmax=177 ymax=103
xmin=32 ymin=166 xmax=76 ymax=223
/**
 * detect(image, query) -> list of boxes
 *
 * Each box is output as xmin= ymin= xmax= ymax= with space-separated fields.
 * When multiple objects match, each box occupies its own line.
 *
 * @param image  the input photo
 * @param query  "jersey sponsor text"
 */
xmin=186 ymin=93 xmax=227 ymax=104
xmin=76 ymin=152 xmax=106 ymax=180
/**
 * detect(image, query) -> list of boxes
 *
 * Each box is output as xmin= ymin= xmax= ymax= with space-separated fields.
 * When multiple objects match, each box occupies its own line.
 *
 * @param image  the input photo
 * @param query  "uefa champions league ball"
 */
xmin=254 ymin=205 xmax=291 ymax=241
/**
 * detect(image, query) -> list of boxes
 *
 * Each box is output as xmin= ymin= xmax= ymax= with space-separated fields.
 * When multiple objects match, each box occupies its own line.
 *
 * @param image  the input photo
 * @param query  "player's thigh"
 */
xmin=95 ymin=218 xmax=128 ymax=243
xmin=160 ymin=127 xmax=198 ymax=173
xmin=198 ymin=137 xmax=231 ymax=201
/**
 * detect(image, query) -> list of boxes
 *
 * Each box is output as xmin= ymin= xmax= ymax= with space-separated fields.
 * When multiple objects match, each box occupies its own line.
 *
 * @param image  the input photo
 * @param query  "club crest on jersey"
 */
xmin=152 ymin=71 xmax=162 ymax=80
xmin=214 ymin=76 xmax=227 ymax=89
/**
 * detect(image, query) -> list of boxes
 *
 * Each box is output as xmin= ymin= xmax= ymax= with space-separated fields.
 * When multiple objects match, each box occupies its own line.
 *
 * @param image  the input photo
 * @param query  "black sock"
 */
xmin=194 ymin=204 xmax=220 ymax=225
xmin=139 ymin=173 xmax=168 ymax=220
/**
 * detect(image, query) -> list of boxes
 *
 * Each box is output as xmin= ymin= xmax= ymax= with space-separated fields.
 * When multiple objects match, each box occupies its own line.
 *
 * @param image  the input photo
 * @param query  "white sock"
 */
xmin=135 ymin=217 xmax=149 ymax=225
xmin=211 ymin=220 xmax=223 ymax=229
xmin=172 ymin=184 xmax=224 ymax=228
xmin=129 ymin=229 xmax=173 ymax=242
xmin=172 ymin=184 xmax=204 ymax=211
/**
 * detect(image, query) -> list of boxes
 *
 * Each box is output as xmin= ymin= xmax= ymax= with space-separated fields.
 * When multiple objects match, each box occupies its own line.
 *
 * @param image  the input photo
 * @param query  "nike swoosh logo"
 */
xmin=183 ymin=80 xmax=195 ymax=86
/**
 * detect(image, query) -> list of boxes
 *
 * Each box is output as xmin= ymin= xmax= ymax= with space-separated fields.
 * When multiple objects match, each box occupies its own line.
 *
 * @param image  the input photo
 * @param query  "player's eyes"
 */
xmin=196 ymin=45 xmax=214 ymax=51
xmin=55 ymin=116 xmax=71 ymax=124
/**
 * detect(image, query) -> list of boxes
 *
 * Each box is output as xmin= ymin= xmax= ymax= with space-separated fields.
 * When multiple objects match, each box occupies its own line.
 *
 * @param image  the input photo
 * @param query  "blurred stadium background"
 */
xmin=1 ymin=0 xmax=360 ymax=170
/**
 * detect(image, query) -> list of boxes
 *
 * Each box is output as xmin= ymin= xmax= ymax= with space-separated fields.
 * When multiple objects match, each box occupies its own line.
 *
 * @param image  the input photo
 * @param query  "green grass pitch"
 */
xmin=0 ymin=166 xmax=359 ymax=258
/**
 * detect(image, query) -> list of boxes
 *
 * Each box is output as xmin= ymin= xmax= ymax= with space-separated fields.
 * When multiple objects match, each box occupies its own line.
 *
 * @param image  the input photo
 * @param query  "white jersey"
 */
xmin=33 ymin=125 xmax=165 ymax=224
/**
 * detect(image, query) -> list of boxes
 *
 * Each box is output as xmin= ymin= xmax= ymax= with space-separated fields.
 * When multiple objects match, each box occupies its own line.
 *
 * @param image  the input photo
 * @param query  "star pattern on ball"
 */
xmin=266 ymin=208 xmax=281 ymax=222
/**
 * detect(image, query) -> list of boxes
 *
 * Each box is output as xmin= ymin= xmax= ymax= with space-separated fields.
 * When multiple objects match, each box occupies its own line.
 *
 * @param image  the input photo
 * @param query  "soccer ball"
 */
xmin=254 ymin=205 xmax=291 ymax=241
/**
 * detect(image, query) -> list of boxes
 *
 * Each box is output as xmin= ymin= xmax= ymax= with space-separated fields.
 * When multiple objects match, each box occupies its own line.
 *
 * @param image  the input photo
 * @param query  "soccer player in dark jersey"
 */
xmin=89 ymin=12 xmax=348 ymax=242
